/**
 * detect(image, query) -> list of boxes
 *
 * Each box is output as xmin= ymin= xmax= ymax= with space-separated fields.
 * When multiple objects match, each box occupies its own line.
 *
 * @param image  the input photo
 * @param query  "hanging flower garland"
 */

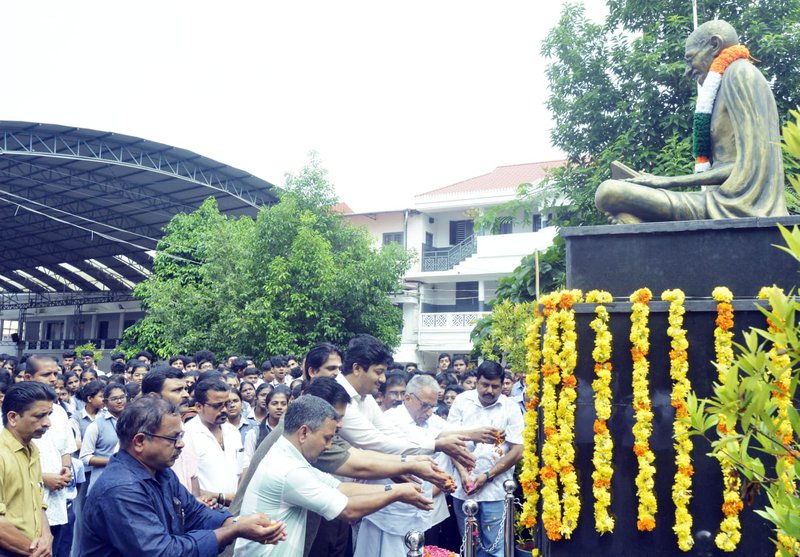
xmin=540 ymin=291 xmax=564 ymax=540
xmin=585 ymin=289 xmax=615 ymax=534
xmin=758 ymin=287 xmax=799 ymax=557
xmin=630 ymin=287 xmax=657 ymax=531
xmin=556 ymin=289 xmax=583 ymax=538
xmin=711 ymin=286 xmax=743 ymax=552
xmin=519 ymin=305 xmax=545 ymax=529
xmin=692 ymin=45 xmax=750 ymax=172
xmin=662 ymin=289 xmax=694 ymax=551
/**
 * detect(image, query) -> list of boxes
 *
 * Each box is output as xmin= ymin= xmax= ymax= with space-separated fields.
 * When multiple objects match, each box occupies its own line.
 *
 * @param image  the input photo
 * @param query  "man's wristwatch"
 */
xmin=485 ymin=471 xmax=493 ymax=483
xmin=385 ymin=484 xmax=393 ymax=491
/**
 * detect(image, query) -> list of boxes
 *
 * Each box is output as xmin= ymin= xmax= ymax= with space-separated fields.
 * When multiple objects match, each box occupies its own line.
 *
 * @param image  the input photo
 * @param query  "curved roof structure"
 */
xmin=0 ymin=121 xmax=278 ymax=303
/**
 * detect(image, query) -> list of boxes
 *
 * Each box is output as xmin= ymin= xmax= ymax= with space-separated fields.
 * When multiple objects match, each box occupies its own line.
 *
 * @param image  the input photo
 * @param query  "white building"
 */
xmin=341 ymin=161 xmax=563 ymax=370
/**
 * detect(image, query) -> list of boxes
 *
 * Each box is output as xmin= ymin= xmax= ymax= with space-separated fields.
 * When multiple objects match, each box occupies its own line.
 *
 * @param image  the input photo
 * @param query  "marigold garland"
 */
xmin=758 ymin=287 xmax=799 ymax=557
xmin=630 ymin=288 xmax=657 ymax=531
xmin=556 ymin=290 xmax=582 ymax=538
xmin=518 ymin=305 xmax=545 ymax=530
xmin=539 ymin=290 xmax=583 ymax=540
xmin=540 ymin=291 xmax=564 ymax=541
xmin=662 ymin=289 xmax=694 ymax=551
xmin=585 ymin=290 xmax=615 ymax=534
xmin=711 ymin=286 xmax=743 ymax=552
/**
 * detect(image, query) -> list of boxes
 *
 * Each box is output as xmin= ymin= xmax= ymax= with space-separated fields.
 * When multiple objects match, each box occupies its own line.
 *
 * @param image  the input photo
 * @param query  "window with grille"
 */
xmin=383 ymin=232 xmax=404 ymax=246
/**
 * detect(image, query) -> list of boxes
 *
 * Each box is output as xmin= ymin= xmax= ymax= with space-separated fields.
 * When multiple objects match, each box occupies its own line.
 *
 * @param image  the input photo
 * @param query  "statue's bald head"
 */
xmin=684 ymin=20 xmax=739 ymax=84
xmin=687 ymin=20 xmax=739 ymax=51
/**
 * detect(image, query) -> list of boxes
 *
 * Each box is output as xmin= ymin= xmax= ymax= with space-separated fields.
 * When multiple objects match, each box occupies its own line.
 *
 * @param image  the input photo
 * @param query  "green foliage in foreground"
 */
xmin=123 ymin=154 xmax=412 ymax=360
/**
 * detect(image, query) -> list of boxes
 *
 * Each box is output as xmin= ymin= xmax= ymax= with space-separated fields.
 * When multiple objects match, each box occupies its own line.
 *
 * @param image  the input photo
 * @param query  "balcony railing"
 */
xmin=21 ymin=338 xmax=122 ymax=351
xmin=420 ymin=311 xmax=489 ymax=329
xmin=421 ymin=234 xmax=477 ymax=272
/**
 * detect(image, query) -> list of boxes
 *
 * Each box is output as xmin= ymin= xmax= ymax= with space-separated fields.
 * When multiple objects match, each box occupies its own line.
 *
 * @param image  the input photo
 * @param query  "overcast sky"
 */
xmin=1 ymin=1 xmax=606 ymax=212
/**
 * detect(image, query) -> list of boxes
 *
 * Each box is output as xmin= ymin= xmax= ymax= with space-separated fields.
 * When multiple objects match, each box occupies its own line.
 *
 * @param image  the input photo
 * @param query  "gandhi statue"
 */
xmin=595 ymin=20 xmax=788 ymax=224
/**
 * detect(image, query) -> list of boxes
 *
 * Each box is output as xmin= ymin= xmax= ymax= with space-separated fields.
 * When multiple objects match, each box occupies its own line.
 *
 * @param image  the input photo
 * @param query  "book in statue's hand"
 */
xmin=610 ymin=160 xmax=643 ymax=180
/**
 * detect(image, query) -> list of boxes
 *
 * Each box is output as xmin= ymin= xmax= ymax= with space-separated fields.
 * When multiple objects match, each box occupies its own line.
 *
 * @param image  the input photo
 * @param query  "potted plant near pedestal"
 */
xmin=514 ymin=523 xmax=539 ymax=557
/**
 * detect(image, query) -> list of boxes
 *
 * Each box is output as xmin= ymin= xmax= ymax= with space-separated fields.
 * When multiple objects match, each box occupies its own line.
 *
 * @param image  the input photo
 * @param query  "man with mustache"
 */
xmin=0 ymin=382 xmax=57 ymax=557
xmin=183 ymin=379 xmax=244 ymax=508
xmin=80 ymin=396 xmax=286 ymax=556
xmin=448 ymin=361 xmax=524 ymax=557
xmin=25 ymin=356 xmax=76 ymax=557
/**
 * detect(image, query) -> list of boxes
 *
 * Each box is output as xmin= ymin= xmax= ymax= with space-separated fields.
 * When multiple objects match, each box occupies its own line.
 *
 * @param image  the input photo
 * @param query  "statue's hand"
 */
xmin=625 ymin=173 xmax=665 ymax=188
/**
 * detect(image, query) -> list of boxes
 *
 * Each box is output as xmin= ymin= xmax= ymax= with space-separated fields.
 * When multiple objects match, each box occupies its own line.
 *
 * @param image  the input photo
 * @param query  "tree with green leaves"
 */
xmin=123 ymin=153 xmax=412 ymax=361
xmin=473 ymin=0 xmax=800 ymax=309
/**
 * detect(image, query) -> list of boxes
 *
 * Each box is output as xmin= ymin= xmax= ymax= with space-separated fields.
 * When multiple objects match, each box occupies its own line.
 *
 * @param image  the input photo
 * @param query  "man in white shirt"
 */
xmin=183 ymin=378 xmax=244 ymax=507
xmin=234 ymin=395 xmax=433 ymax=557
xmin=448 ymin=361 xmax=524 ymax=557
xmin=335 ymin=334 xmax=475 ymax=468
xmin=25 ymin=355 xmax=77 ymax=555
xmin=358 ymin=374 xmax=501 ymax=556
xmin=80 ymin=350 xmax=105 ymax=377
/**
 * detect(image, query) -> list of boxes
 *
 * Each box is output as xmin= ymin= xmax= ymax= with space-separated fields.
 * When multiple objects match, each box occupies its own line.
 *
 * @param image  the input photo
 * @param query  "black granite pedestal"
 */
xmin=537 ymin=218 xmax=800 ymax=557
xmin=562 ymin=216 xmax=800 ymax=297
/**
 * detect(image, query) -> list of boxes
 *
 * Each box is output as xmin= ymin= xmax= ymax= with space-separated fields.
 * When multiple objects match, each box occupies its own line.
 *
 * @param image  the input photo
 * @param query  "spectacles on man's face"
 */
xmin=107 ymin=395 xmax=127 ymax=403
xmin=410 ymin=392 xmax=436 ymax=411
xmin=203 ymin=401 xmax=228 ymax=411
xmin=145 ymin=431 xmax=184 ymax=447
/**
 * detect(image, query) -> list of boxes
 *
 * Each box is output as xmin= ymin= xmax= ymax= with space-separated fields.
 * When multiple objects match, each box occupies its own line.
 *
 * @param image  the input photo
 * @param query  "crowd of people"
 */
xmin=0 ymin=337 xmax=527 ymax=557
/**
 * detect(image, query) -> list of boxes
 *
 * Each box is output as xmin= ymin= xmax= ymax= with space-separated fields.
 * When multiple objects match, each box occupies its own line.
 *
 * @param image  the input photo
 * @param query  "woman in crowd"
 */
xmin=244 ymin=386 xmax=289 ymax=462
xmin=80 ymin=369 xmax=98 ymax=386
xmin=251 ymin=383 xmax=272 ymax=424
xmin=239 ymin=380 xmax=256 ymax=415
xmin=129 ymin=361 xmax=149 ymax=385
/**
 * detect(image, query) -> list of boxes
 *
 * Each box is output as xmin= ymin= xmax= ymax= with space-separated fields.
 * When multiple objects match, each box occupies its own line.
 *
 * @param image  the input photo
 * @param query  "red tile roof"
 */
xmin=331 ymin=202 xmax=354 ymax=214
xmin=416 ymin=160 xmax=566 ymax=199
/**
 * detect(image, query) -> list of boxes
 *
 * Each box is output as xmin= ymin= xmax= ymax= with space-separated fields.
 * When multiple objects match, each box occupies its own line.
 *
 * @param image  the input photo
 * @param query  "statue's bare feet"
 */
xmin=610 ymin=212 xmax=643 ymax=225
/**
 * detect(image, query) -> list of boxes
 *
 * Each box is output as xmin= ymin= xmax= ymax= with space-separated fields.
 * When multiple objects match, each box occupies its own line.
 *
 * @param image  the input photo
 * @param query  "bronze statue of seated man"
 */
xmin=595 ymin=20 xmax=787 ymax=224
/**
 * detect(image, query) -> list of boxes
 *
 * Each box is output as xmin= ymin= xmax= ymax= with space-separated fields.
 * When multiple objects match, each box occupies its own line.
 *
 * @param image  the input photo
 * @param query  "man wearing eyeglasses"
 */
xmin=78 ymin=383 xmax=127 ymax=492
xmin=358 ymin=375 xmax=501 ymax=556
xmin=183 ymin=379 xmax=244 ymax=508
xmin=80 ymin=396 xmax=287 ymax=556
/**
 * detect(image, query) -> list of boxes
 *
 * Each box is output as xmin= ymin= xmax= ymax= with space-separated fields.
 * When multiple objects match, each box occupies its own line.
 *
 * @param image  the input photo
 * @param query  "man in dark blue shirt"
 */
xmin=79 ymin=396 xmax=286 ymax=557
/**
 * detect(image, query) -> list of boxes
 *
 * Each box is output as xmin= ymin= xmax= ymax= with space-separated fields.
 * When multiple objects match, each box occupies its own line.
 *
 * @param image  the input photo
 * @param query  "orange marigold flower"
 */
xmin=669 ymin=349 xmax=687 ymax=362
xmin=594 ymin=362 xmax=612 ymax=374
xmin=679 ymin=465 xmax=694 ymax=477
xmin=525 ymin=399 xmax=538 ymax=411
xmin=709 ymin=44 xmax=749 ymax=73
xmin=631 ymin=347 xmax=645 ymax=361
xmin=722 ymin=499 xmax=744 ymax=516
xmin=782 ymin=433 xmax=793 ymax=446
xmin=521 ymin=514 xmax=537 ymax=528
xmin=544 ymin=518 xmax=563 ymax=541
xmin=540 ymin=466 xmax=556 ymax=480
xmin=593 ymin=419 xmax=607 ymax=434
xmin=558 ymin=293 xmax=575 ymax=309
xmin=594 ymin=479 xmax=610 ymax=489
xmin=773 ymin=381 xmax=789 ymax=395
xmin=561 ymin=464 xmax=575 ymax=475
xmin=637 ymin=518 xmax=656 ymax=531
xmin=544 ymin=427 xmax=557 ymax=440
xmin=562 ymin=375 xmax=577 ymax=389
xmin=633 ymin=442 xmax=650 ymax=457
xmin=633 ymin=289 xmax=652 ymax=304
xmin=634 ymin=401 xmax=651 ymax=412
xmin=541 ymin=364 xmax=559 ymax=377
xmin=676 ymin=406 xmax=689 ymax=419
